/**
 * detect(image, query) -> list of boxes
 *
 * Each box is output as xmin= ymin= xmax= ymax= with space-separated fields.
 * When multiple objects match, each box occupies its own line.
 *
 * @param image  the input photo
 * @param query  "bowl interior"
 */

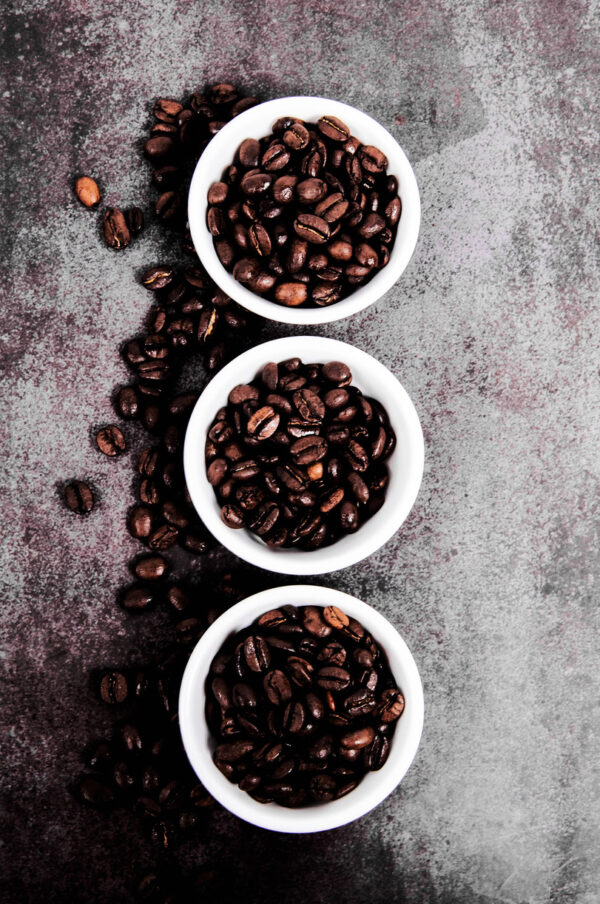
xmin=183 ymin=336 xmax=424 ymax=575
xmin=179 ymin=585 xmax=424 ymax=833
xmin=188 ymin=96 xmax=421 ymax=324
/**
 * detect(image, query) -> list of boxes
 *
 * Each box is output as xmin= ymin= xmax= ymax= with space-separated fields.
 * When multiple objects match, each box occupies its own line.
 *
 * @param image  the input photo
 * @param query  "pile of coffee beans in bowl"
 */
xmin=206 ymin=604 xmax=405 ymax=807
xmin=206 ymin=115 xmax=402 ymax=307
xmin=205 ymin=358 xmax=396 ymax=549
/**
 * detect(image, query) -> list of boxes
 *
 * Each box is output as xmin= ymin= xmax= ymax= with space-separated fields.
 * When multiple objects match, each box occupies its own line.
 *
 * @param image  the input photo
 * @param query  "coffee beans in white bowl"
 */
xmin=183 ymin=335 xmax=424 ymax=575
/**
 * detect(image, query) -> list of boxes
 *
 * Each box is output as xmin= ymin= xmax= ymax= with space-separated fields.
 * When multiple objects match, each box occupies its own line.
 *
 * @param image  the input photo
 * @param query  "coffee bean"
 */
xmin=121 ymin=585 xmax=154 ymax=612
xmin=377 ymin=688 xmax=405 ymax=722
xmin=340 ymin=726 xmax=376 ymax=749
xmin=243 ymin=636 xmax=271 ymax=672
xmin=126 ymin=207 xmax=144 ymax=235
xmin=64 ymin=480 xmax=94 ymax=514
xmin=283 ymin=122 xmax=310 ymax=150
xmin=293 ymin=213 xmax=330 ymax=244
xmin=221 ymin=504 xmax=244 ymax=528
xmin=317 ymin=666 xmax=351 ymax=691
xmin=103 ymin=208 xmax=131 ymax=250
xmin=274 ymin=282 xmax=308 ymax=306
xmin=96 ymin=425 xmax=126 ymax=457
xmin=99 ymin=670 xmax=128 ymax=704
xmin=78 ymin=776 xmax=115 ymax=808
xmin=75 ymin=176 xmax=100 ymax=208
xmin=317 ymin=115 xmax=351 ymax=141
xmin=148 ymin=524 xmax=179 ymax=550
xmin=141 ymin=266 xmax=173 ymax=290
xmin=263 ymin=669 xmax=292 ymax=705
xmin=133 ymin=554 xmax=168 ymax=581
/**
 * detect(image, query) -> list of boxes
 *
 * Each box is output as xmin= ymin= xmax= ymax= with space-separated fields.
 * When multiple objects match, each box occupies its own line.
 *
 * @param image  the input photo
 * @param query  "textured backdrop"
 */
xmin=1 ymin=0 xmax=599 ymax=902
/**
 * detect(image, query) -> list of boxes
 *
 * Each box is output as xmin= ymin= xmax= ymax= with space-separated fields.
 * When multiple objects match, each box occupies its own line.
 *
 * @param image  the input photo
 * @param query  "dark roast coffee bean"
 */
xmin=64 ymin=480 xmax=94 ymax=514
xmin=78 ymin=776 xmax=115 ymax=808
xmin=121 ymin=585 xmax=154 ymax=612
xmin=263 ymin=669 xmax=292 ymax=705
xmin=148 ymin=524 xmax=179 ymax=550
xmin=133 ymin=554 xmax=168 ymax=581
xmin=141 ymin=266 xmax=173 ymax=290
xmin=317 ymin=115 xmax=351 ymax=141
xmin=317 ymin=666 xmax=351 ymax=691
xmin=293 ymin=213 xmax=330 ymax=244
xmin=377 ymin=688 xmax=405 ymax=722
xmin=103 ymin=208 xmax=130 ymax=250
xmin=99 ymin=671 xmax=128 ymax=704
xmin=128 ymin=506 xmax=153 ymax=539
xmin=96 ymin=425 xmax=126 ymax=456
xmin=126 ymin=207 xmax=144 ymax=236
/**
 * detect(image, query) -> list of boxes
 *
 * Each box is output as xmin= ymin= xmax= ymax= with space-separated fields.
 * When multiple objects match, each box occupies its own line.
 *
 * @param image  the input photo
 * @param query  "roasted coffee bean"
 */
xmin=283 ymin=122 xmax=310 ymax=150
xmin=133 ymin=554 xmax=167 ymax=581
xmin=75 ymin=176 xmax=101 ymax=207
xmin=121 ymin=585 xmax=154 ymax=612
xmin=103 ymin=208 xmax=131 ymax=250
xmin=126 ymin=207 xmax=144 ymax=235
xmin=128 ymin=506 xmax=153 ymax=539
xmin=275 ymin=282 xmax=308 ymax=306
xmin=142 ymin=266 xmax=173 ymax=290
xmin=317 ymin=115 xmax=351 ymax=141
xmin=96 ymin=425 xmax=126 ymax=457
xmin=293 ymin=213 xmax=330 ymax=244
xmin=317 ymin=666 xmax=351 ymax=691
xmin=148 ymin=524 xmax=179 ymax=550
xmin=341 ymin=726 xmax=376 ymax=750
xmin=263 ymin=669 xmax=292 ymax=705
xmin=99 ymin=671 xmax=128 ymax=704
xmin=221 ymin=504 xmax=244 ymax=528
xmin=78 ymin=776 xmax=115 ymax=808
xmin=364 ymin=731 xmax=391 ymax=770
xmin=243 ymin=636 xmax=271 ymax=672
xmin=64 ymin=480 xmax=94 ymax=514
xmin=140 ymin=477 xmax=160 ymax=502
xmin=377 ymin=688 xmax=405 ymax=722
xmin=114 ymin=385 xmax=139 ymax=419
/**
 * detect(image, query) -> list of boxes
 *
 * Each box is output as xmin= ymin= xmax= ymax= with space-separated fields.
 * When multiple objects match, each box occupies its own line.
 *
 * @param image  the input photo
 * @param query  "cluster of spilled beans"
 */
xmin=205 ymin=357 xmax=396 ymax=549
xmin=207 ymin=114 xmax=402 ymax=307
xmin=206 ymin=604 xmax=405 ymax=807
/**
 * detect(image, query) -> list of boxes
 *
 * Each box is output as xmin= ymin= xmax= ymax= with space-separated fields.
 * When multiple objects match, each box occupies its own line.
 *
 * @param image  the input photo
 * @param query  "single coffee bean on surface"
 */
xmin=206 ymin=604 xmax=404 ymax=807
xmin=205 ymin=358 xmax=395 ymax=550
xmin=64 ymin=480 xmax=94 ymax=514
xmin=75 ymin=176 xmax=101 ymax=208
xmin=96 ymin=425 xmax=127 ymax=457
xmin=206 ymin=115 xmax=401 ymax=307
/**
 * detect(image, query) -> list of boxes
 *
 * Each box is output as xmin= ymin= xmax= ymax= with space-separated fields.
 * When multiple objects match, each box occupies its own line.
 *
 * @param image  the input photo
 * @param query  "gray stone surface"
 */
xmin=1 ymin=0 xmax=599 ymax=901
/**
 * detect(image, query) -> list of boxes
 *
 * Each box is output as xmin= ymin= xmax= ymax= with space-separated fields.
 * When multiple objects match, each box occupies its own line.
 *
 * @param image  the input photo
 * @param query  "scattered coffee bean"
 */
xmin=99 ymin=670 xmax=128 ymax=704
xmin=96 ymin=425 xmax=127 ymax=457
xmin=103 ymin=207 xmax=131 ymax=250
xmin=75 ymin=176 xmax=101 ymax=208
xmin=205 ymin=358 xmax=394 ymax=549
xmin=64 ymin=480 xmax=94 ymax=514
xmin=207 ymin=604 xmax=404 ymax=806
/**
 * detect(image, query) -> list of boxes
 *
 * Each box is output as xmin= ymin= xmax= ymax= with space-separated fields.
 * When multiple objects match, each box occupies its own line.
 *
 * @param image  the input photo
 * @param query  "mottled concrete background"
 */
xmin=1 ymin=0 xmax=599 ymax=901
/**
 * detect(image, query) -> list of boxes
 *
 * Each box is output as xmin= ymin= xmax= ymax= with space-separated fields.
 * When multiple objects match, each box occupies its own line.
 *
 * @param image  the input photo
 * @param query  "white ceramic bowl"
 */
xmin=179 ymin=584 xmax=424 ymax=833
xmin=183 ymin=335 xmax=424 ymax=575
xmin=188 ymin=96 xmax=420 ymax=325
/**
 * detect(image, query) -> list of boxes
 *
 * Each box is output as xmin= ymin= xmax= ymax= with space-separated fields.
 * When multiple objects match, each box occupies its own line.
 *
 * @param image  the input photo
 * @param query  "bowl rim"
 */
xmin=183 ymin=335 xmax=425 ymax=575
xmin=178 ymin=584 xmax=425 ymax=833
xmin=187 ymin=95 xmax=421 ymax=325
